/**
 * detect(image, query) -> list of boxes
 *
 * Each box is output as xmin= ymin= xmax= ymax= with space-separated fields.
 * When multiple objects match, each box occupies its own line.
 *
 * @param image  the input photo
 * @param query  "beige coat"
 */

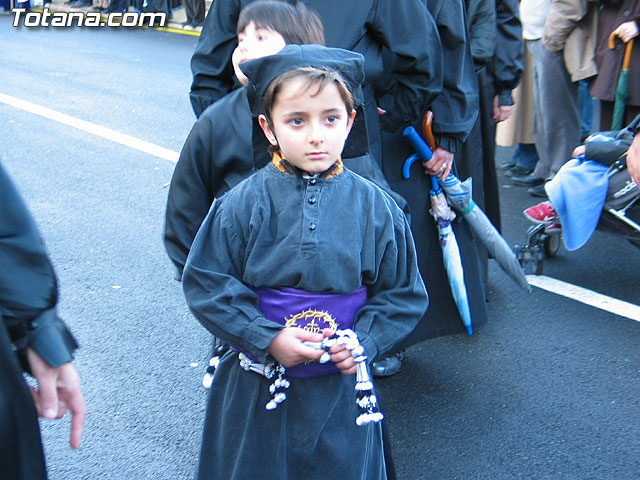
xmin=496 ymin=47 xmax=536 ymax=146
xmin=543 ymin=0 xmax=598 ymax=82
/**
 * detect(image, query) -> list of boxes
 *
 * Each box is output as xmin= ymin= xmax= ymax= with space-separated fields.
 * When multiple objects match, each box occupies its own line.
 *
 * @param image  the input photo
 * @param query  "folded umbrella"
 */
xmin=608 ymin=33 xmax=634 ymax=130
xmin=404 ymin=118 xmax=531 ymax=294
xmin=439 ymin=174 xmax=531 ymax=293
xmin=403 ymin=126 xmax=473 ymax=335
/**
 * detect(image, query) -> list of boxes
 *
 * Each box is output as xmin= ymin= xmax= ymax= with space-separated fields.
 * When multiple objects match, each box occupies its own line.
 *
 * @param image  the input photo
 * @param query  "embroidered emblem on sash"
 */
xmin=284 ymin=309 xmax=338 ymax=333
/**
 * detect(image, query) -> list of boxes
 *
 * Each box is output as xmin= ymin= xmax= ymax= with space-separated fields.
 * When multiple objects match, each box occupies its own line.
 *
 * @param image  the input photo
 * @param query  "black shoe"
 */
xmin=512 ymin=172 xmax=545 ymax=187
xmin=497 ymin=161 xmax=516 ymax=171
xmin=528 ymin=184 xmax=548 ymax=197
xmin=371 ymin=352 xmax=404 ymax=377
xmin=505 ymin=165 xmax=534 ymax=178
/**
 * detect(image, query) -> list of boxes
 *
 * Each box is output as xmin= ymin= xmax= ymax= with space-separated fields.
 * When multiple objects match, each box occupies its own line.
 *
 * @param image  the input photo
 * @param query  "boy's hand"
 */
xmin=323 ymin=328 xmax=357 ymax=375
xmin=268 ymin=328 xmax=324 ymax=368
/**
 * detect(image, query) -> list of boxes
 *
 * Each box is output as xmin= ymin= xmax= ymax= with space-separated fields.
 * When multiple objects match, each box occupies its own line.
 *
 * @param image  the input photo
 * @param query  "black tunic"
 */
xmin=0 ymin=162 xmax=78 ymax=480
xmin=182 ymin=162 xmax=428 ymax=479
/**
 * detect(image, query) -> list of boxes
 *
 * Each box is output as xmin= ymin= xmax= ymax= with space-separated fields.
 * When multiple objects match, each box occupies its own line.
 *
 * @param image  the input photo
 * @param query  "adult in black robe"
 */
xmin=0 ymin=162 xmax=84 ymax=480
xmin=380 ymin=0 xmax=488 ymax=345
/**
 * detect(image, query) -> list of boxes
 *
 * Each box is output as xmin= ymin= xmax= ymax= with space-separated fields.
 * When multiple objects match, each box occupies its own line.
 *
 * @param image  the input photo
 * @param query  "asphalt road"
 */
xmin=2 ymin=17 xmax=639 ymax=480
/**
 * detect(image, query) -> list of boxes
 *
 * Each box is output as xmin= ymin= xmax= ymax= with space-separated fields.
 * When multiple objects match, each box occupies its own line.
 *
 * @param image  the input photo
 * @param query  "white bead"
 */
xmin=202 ymin=373 xmax=214 ymax=389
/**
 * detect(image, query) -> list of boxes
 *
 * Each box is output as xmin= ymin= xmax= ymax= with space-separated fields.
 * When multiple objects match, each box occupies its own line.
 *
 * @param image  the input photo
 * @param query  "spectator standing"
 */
xmin=183 ymin=0 xmax=205 ymax=28
xmin=513 ymin=0 xmax=597 ymax=197
xmin=590 ymin=0 xmax=640 ymax=130
xmin=497 ymin=45 xmax=541 ymax=178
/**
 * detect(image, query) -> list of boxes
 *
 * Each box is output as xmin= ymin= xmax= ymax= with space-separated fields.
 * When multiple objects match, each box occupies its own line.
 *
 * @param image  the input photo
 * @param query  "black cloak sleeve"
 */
xmin=0 ymin=163 xmax=77 ymax=368
xmin=189 ymin=0 xmax=247 ymax=117
xmin=494 ymin=0 xmax=524 ymax=106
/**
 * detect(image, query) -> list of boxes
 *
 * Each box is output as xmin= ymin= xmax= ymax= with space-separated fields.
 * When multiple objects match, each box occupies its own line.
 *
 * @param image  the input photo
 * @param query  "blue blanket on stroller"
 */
xmin=545 ymin=135 xmax=613 ymax=251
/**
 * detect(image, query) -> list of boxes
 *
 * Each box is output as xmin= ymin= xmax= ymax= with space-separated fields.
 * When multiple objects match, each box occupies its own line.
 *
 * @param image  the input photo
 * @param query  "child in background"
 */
xmin=182 ymin=44 xmax=428 ymax=480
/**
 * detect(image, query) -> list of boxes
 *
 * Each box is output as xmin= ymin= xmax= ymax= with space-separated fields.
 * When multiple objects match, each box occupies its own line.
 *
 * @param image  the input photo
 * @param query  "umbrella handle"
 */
xmin=608 ymin=33 xmax=634 ymax=69
xmin=402 ymin=126 xmax=433 ymax=179
xmin=421 ymin=110 xmax=437 ymax=151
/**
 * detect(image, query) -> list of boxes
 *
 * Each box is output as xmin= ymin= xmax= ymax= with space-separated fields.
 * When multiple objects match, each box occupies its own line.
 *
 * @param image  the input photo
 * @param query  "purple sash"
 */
xmin=242 ymin=286 xmax=367 ymax=378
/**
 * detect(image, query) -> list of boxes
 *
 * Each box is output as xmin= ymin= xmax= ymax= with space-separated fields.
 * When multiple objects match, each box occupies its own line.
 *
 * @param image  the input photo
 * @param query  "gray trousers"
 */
xmin=527 ymin=39 xmax=581 ymax=179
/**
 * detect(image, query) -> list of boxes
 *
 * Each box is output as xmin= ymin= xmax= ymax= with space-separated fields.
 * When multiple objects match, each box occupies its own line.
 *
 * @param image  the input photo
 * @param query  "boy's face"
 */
xmin=259 ymin=78 xmax=356 ymax=175
xmin=233 ymin=21 xmax=286 ymax=86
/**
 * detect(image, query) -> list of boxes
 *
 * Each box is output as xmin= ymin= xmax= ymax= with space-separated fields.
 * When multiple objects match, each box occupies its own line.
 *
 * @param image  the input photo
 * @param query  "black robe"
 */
xmin=189 ymin=0 xmax=443 ymax=166
xmin=182 ymin=161 xmax=428 ymax=479
xmin=380 ymin=0 xmax=489 ymax=343
xmin=0 ymin=162 xmax=78 ymax=480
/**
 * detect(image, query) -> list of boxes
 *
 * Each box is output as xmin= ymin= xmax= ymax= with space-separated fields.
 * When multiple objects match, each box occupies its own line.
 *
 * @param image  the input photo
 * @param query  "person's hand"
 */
xmin=493 ymin=96 xmax=514 ymax=123
xmin=423 ymin=147 xmax=453 ymax=178
xmin=267 ymin=328 xmax=324 ymax=368
xmin=614 ymin=21 xmax=639 ymax=43
xmin=572 ymin=145 xmax=586 ymax=158
xmin=322 ymin=329 xmax=357 ymax=375
xmin=628 ymin=131 xmax=640 ymax=188
xmin=27 ymin=349 xmax=86 ymax=449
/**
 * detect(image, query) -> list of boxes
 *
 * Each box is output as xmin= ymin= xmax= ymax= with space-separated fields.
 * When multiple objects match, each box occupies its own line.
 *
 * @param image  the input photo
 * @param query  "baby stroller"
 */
xmin=516 ymin=136 xmax=640 ymax=275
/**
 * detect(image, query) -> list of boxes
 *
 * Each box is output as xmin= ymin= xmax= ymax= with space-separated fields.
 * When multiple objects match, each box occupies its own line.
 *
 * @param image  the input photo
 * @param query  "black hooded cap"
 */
xmin=240 ymin=44 xmax=365 ymax=117
xmin=240 ymin=44 xmax=368 ymax=165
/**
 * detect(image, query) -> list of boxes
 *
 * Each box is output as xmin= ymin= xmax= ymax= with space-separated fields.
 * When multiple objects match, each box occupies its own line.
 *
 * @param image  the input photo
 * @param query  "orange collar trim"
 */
xmin=271 ymin=151 xmax=343 ymax=178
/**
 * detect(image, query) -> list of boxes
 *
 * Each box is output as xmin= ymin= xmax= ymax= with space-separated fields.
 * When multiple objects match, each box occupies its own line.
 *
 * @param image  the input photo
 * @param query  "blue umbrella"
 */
xmin=403 ymin=126 xmax=473 ymax=335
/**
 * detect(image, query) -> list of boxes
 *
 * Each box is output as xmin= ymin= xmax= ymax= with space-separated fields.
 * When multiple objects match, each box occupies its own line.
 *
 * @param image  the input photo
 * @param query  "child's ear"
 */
xmin=346 ymin=109 xmax=357 ymax=134
xmin=258 ymin=115 xmax=279 ymax=146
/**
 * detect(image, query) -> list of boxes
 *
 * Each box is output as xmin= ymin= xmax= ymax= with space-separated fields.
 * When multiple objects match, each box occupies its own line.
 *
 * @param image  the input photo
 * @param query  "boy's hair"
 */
xmin=237 ymin=1 xmax=325 ymax=46
xmin=261 ymin=66 xmax=355 ymax=126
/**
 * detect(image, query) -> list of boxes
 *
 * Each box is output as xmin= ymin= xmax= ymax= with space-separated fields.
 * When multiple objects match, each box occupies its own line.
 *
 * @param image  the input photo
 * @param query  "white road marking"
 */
xmin=526 ymin=275 xmax=640 ymax=322
xmin=0 ymin=92 xmax=179 ymax=163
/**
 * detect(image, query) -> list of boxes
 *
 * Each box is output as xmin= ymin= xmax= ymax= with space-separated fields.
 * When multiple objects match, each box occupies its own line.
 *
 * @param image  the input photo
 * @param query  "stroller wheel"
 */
xmin=543 ymin=232 xmax=561 ymax=257
xmin=534 ymin=249 xmax=544 ymax=275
